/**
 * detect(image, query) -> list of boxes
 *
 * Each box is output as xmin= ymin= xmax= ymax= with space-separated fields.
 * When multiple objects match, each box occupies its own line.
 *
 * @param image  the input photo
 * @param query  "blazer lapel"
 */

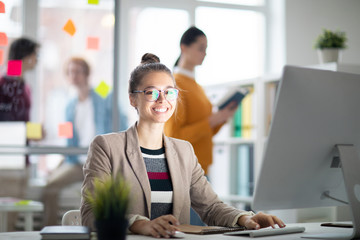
xmin=125 ymin=124 xmax=152 ymax=217
xmin=164 ymin=136 xmax=184 ymax=219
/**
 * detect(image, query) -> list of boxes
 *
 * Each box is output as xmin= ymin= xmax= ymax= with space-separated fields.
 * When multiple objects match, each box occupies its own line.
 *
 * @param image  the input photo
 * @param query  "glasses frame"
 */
xmin=132 ymin=88 xmax=179 ymax=102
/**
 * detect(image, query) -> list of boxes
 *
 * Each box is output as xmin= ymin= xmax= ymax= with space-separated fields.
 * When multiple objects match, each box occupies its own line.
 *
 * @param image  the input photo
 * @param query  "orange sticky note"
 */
xmin=0 ymin=49 xmax=3 ymax=65
xmin=88 ymin=0 xmax=99 ymax=4
xmin=26 ymin=122 xmax=42 ymax=140
xmin=95 ymin=80 xmax=111 ymax=98
xmin=87 ymin=37 xmax=99 ymax=50
xmin=58 ymin=122 xmax=73 ymax=138
xmin=63 ymin=19 xmax=76 ymax=36
xmin=0 ymin=1 xmax=5 ymax=13
xmin=7 ymin=60 xmax=22 ymax=76
xmin=0 ymin=32 xmax=8 ymax=46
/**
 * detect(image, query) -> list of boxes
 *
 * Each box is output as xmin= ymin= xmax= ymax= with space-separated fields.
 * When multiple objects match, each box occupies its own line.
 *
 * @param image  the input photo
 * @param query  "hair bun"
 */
xmin=141 ymin=53 xmax=160 ymax=65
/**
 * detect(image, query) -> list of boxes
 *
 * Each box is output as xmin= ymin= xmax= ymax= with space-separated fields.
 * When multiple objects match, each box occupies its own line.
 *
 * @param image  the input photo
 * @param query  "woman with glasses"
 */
xmin=80 ymin=53 xmax=285 ymax=238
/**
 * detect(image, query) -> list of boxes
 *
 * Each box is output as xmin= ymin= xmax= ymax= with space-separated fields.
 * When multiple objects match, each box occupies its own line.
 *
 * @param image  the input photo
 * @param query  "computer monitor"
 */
xmin=252 ymin=66 xmax=360 ymax=239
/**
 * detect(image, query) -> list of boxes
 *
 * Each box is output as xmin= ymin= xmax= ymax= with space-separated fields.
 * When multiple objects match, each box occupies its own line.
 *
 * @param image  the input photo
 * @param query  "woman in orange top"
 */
xmin=165 ymin=26 xmax=237 ymax=175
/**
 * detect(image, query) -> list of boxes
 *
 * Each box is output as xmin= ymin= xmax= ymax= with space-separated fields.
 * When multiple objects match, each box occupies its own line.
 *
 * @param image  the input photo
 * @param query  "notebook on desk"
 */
xmin=177 ymin=224 xmax=245 ymax=235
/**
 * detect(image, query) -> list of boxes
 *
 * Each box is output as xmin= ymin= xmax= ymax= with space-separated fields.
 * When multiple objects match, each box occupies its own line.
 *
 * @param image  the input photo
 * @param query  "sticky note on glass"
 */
xmin=26 ymin=122 xmax=42 ymax=140
xmin=0 ymin=32 xmax=8 ymax=46
xmin=58 ymin=122 xmax=73 ymax=138
xmin=0 ymin=49 xmax=3 ymax=65
xmin=63 ymin=19 xmax=76 ymax=36
xmin=7 ymin=60 xmax=22 ymax=76
xmin=87 ymin=37 xmax=99 ymax=50
xmin=88 ymin=0 xmax=99 ymax=4
xmin=95 ymin=80 xmax=111 ymax=98
xmin=0 ymin=1 xmax=5 ymax=13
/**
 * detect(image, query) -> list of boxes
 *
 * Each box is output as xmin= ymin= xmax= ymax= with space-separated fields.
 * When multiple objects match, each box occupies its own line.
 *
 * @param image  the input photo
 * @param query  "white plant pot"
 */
xmin=317 ymin=48 xmax=342 ymax=64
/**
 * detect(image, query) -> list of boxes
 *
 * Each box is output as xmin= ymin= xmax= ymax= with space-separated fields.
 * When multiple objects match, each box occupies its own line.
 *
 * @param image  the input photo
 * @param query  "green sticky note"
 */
xmin=88 ymin=0 xmax=99 ymax=4
xmin=95 ymin=80 xmax=111 ymax=98
xmin=15 ymin=200 xmax=31 ymax=206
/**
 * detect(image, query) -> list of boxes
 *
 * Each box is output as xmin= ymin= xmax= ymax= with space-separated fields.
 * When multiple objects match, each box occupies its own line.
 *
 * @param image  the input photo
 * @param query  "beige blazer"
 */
xmin=80 ymin=123 xmax=246 ymax=229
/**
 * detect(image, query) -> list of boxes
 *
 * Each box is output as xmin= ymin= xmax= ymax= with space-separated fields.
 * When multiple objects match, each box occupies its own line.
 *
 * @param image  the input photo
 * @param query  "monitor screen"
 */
xmin=252 ymin=66 xmax=360 ymax=238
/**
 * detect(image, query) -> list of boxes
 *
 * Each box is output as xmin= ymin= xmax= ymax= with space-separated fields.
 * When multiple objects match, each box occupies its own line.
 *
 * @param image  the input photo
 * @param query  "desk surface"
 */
xmin=0 ymin=223 xmax=353 ymax=240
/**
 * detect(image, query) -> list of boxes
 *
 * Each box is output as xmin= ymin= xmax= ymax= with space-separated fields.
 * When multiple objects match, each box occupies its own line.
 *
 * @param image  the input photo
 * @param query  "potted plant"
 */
xmin=85 ymin=174 xmax=130 ymax=240
xmin=314 ymin=29 xmax=347 ymax=64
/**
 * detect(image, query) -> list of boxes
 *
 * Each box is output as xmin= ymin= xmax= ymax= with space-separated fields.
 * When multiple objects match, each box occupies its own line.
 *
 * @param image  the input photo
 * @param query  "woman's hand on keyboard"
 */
xmin=238 ymin=212 xmax=286 ymax=230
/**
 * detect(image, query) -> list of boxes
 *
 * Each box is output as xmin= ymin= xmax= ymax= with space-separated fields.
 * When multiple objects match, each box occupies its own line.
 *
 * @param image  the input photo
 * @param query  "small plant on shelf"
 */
xmin=314 ymin=29 xmax=347 ymax=49
xmin=314 ymin=29 xmax=347 ymax=63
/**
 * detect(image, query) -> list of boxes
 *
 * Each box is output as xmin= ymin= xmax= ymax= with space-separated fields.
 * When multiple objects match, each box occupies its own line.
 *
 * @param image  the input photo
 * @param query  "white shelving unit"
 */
xmin=208 ymin=63 xmax=360 ymax=222
xmin=205 ymin=73 xmax=281 ymax=200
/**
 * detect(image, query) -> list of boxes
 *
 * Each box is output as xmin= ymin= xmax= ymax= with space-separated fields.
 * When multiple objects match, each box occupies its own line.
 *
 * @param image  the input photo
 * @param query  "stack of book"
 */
xmin=40 ymin=226 xmax=90 ymax=240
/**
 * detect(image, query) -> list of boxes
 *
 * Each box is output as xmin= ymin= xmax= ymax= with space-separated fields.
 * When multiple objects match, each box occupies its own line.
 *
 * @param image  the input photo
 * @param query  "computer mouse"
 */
xmin=171 ymin=231 xmax=186 ymax=238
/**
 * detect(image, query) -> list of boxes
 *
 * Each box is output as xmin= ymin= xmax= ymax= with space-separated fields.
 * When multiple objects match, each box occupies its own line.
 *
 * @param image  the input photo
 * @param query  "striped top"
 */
xmin=141 ymin=147 xmax=173 ymax=220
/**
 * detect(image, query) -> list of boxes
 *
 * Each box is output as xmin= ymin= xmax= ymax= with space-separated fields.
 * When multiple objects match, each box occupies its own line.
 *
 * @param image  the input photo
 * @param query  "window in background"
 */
xmin=196 ymin=7 xmax=265 ymax=86
xmin=39 ymin=0 xmax=115 ymax=146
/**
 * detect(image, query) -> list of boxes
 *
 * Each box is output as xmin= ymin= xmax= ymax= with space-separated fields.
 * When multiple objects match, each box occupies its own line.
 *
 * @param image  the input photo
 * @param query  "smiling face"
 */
xmin=130 ymin=71 xmax=177 ymax=125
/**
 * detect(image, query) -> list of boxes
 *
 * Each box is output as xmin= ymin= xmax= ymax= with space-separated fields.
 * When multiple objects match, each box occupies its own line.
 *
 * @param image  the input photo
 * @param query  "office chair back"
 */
xmin=62 ymin=209 xmax=81 ymax=225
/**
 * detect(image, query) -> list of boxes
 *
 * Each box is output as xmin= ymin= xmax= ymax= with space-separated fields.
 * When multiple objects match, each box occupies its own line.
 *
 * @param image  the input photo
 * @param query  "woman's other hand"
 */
xmin=238 ymin=212 xmax=286 ymax=230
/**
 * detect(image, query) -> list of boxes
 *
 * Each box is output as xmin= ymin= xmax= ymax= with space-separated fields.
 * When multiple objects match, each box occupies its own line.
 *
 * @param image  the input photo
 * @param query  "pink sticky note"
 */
xmin=7 ymin=60 xmax=22 ymax=76
xmin=58 ymin=122 xmax=73 ymax=138
xmin=0 ymin=49 xmax=3 ymax=65
xmin=0 ymin=1 xmax=5 ymax=13
xmin=87 ymin=37 xmax=99 ymax=50
xmin=0 ymin=32 xmax=8 ymax=46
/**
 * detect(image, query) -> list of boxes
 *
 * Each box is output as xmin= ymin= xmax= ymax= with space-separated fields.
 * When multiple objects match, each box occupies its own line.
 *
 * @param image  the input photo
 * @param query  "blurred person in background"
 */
xmin=0 ymin=37 xmax=40 ymax=231
xmin=42 ymin=57 xmax=127 ymax=225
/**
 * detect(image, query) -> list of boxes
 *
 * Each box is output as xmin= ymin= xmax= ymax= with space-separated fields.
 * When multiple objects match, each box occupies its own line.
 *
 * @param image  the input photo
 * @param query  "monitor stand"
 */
xmin=302 ymin=144 xmax=360 ymax=240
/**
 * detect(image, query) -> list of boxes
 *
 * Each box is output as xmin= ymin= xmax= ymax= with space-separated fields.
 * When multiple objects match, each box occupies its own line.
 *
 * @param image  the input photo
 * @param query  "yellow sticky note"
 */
xmin=26 ymin=122 xmax=42 ymax=140
xmin=63 ymin=19 xmax=76 ymax=36
xmin=88 ymin=0 xmax=99 ymax=4
xmin=95 ymin=80 xmax=111 ymax=98
xmin=0 ymin=1 xmax=5 ymax=13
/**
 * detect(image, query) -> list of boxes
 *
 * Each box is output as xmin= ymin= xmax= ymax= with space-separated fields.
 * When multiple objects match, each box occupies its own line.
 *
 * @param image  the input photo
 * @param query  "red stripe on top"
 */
xmin=147 ymin=172 xmax=169 ymax=180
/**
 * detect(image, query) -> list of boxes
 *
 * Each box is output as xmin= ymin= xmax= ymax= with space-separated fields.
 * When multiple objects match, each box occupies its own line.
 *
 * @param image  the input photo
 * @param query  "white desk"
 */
xmin=0 ymin=223 xmax=353 ymax=240
xmin=0 ymin=197 xmax=44 ymax=232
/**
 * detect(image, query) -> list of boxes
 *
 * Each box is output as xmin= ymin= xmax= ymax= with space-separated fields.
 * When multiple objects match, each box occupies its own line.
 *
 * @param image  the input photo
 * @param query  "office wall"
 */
xmin=285 ymin=0 xmax=360 ymax=66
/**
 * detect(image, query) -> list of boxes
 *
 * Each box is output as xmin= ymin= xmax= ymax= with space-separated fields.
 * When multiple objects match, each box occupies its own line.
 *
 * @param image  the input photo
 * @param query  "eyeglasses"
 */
xmin=132 ymin=88 xmax=179 ymax=102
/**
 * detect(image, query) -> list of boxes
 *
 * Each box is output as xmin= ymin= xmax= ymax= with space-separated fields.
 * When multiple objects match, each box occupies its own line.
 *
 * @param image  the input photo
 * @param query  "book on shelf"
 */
xmin=40 ymin=226 xmax=90 ymax=240
xmin=265 ymin=82 xmax=279 ymax=135
xmin=177 ymin=224 xmax=245 ymax=235
xmin=237 ymin=144 xmax=254 ymax=197
xmin=232 ymin=87 xmax=254 ymax=138
xmin=217 ymin=87 xmax=249 ymax=110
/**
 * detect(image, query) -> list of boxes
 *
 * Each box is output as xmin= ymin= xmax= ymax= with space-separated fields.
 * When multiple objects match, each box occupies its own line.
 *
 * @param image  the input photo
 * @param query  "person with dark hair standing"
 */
xmin=164 ymin=26 xmax=238 ymax=225
xmin=0 ymin=37 xmax=39 ymax=121
xmin=165 ymin=26 xmax=237 ymax=176
xmin=0 ymin=37 xmax=39 ymax=231
xmin=80 ymin=53 xmax=285 ymax=238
